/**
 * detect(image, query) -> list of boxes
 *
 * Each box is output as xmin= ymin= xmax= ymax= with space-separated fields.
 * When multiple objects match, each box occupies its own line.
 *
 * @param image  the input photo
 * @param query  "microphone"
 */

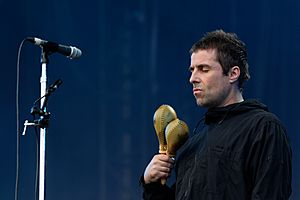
xmin=46 ymin=79 xmax=63 ymax=94
xmin=41 ymin=79 xmax=63 ymax=109
xmin=27 ymin=37 xmax=82 ymax=59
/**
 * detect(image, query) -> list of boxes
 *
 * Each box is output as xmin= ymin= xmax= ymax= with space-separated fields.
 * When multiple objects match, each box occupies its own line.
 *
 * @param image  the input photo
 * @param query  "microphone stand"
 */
xmin=38 ymin=49 xmax=48 ymax=200
xmin=23 ymin=48 xmax=51 ymax=200
xmin=21 ymin=38 xmax=69 ymax=200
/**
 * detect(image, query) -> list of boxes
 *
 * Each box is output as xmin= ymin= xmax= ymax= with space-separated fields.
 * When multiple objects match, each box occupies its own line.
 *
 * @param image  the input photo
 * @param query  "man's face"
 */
xmin=189 ymin=49 xmax=233 ymax=108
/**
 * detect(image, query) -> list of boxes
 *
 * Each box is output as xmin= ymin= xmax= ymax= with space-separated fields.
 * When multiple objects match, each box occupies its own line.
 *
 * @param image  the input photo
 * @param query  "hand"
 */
xmin=143 ymin=154 xmax=174 ymax=184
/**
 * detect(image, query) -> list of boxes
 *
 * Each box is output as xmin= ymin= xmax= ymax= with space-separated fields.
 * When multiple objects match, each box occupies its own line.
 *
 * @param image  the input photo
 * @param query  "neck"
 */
xmin=219 ymin=88 xmax=244 ymax=107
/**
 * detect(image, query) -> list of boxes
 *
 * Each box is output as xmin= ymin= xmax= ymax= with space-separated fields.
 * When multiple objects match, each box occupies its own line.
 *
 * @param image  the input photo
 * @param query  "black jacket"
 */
xmin=142 ymin=100 xmax=292 ymax=200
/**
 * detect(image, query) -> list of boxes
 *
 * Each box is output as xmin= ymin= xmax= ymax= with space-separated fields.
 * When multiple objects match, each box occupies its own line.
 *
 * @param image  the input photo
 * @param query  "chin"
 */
xmin=196 ymin=99 xmax=206 ymax=107
xmin=196 ymin=98 xmax=215 ymax=108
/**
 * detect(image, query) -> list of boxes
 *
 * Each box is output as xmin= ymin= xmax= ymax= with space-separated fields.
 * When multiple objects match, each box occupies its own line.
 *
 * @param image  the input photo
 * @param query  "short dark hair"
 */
xmin=190 ymin=29 xmax=250 ymax=90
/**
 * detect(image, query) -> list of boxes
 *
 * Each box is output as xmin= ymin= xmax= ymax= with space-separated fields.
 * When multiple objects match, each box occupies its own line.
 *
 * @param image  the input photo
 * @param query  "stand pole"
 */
xmin=39 ymin=51 xmax=48 ymax=200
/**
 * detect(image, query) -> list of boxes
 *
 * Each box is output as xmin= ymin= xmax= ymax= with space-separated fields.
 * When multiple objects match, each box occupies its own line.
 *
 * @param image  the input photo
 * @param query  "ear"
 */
xmin=229 ymin=66 xmax=240 ymax=83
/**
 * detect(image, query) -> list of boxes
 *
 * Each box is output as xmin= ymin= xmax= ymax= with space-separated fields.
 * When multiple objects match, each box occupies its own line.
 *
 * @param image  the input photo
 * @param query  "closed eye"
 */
xmin=189 ymin=64 xmax=211 ymax=73
xmin=197 ymin=65 xmax=210 ymax=73
xmin=201 ymin=67 xmax=209 ymax=72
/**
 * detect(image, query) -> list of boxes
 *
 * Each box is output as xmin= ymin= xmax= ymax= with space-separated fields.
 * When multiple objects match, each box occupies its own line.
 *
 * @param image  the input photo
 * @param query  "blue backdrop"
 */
xmin=0 ymin=0 xmax=299 ymax=199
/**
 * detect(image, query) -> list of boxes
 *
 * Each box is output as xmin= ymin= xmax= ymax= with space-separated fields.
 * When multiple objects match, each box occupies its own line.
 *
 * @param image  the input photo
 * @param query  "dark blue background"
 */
xmin=1 ymin=0 xmax=299 ymax=199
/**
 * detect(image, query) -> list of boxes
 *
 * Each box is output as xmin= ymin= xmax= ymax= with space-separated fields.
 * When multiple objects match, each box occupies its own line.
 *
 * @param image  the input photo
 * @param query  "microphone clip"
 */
xmin=30 ymin=106 xmax=51 ymax=128
xmin=22 ymin=107 xmax=51 ymax=136
xmin=22 ymin=79 xmax=61 ymax=136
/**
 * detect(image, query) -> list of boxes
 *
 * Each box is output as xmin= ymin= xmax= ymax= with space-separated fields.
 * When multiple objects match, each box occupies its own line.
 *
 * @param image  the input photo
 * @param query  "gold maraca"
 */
xmin=165 ymin=119 xmax=189 ymax=157
xmin=153 ymin=105 xmax=177 ymax=154
xmin=160 ymin=118 xmax=189 ymax=185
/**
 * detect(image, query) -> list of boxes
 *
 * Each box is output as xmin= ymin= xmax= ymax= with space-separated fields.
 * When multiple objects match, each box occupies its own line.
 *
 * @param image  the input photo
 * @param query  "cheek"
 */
xmin=206 ymin=76 xmax=229 ymax=93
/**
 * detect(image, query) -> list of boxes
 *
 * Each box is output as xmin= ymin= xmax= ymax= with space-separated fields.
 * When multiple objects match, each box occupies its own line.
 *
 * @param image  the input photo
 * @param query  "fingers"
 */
xmin=143 ymin=154 xmax=175 ymax=184
xmin=153 ymin=155 xmax=174 ymax=170
xmin=157 ymin=154 xmax=175 ymax=164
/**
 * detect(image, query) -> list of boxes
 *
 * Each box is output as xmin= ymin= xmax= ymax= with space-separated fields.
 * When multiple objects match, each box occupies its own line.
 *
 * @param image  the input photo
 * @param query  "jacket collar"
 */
xmin=204 ymin=99 xmax=268 ymax=124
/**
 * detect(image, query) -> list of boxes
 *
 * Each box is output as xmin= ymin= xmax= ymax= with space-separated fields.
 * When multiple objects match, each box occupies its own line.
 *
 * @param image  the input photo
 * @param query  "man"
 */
xmin=141 ymin=30 xmax=292 ymax=199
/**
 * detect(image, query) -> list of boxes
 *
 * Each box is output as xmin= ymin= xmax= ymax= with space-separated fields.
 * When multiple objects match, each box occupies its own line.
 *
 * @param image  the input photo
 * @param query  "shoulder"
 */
xmin=243 ymin=106 xmax=284 ymax=128
xmin=235 ymin=106 xmax=288 ymax=145
xmin=255 ymin=110 xmax=285 ymax=130
xmin=248 ymin=110 xmax=289 ymax=146
xmin=241 ymin=99 xmax=284 ymax=126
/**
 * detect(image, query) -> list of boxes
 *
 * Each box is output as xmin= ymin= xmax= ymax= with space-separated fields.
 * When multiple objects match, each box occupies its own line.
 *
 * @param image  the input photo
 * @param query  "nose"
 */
xmin=189 ymin=70 xmax=198 ymax=84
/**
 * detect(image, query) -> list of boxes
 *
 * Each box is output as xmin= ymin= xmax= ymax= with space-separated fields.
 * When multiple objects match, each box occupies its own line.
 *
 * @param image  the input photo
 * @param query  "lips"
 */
xmin=193 ymin=88 xmax=202 ymax=95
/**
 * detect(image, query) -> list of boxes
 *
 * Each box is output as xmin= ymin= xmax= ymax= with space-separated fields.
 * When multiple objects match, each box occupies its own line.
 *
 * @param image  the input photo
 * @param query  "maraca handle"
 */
xmin=160 ymin=152 xmax=174 ymax=185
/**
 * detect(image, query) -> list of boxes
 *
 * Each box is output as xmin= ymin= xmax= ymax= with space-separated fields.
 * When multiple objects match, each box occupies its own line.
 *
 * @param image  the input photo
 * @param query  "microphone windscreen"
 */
xmin=153 ymin=105 xmax=177 ymax=153
xmin=165 ymin=119 xmax=189 ymax=157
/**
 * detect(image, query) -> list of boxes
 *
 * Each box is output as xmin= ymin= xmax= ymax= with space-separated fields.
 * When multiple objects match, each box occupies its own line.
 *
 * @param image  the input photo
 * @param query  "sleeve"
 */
xmin=140 ymin=176 xmax=175 ymax=200
xmin=246 ymin=120 xmax=292 ymax=200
